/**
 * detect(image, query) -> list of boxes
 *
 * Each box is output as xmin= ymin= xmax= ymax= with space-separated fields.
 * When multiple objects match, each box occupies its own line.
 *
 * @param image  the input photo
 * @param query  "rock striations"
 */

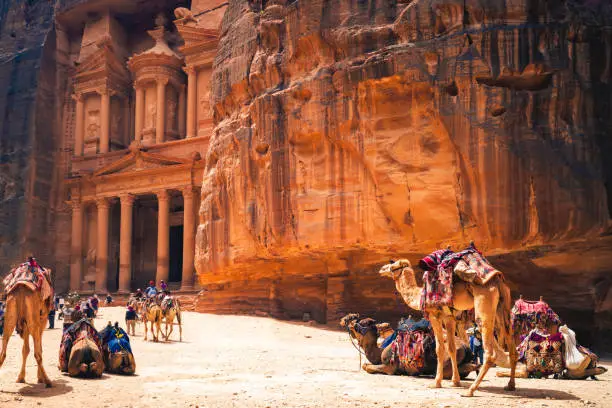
xmin=195 ymin=0 xmax=612 ymax=349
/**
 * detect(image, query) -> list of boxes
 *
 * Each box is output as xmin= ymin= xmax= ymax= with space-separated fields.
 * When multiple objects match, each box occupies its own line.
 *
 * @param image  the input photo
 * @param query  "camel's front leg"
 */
xmin=143 ymin=320 xmax=148 ymax=341
xmin=17 ymin=329 xmax=30 ymax=383
xmin=165 ymin=318 xmax=174 ymax=341
xmin=362 ymin=363 xmax=396 ymax=375
xmin=505 ymin=328 xmax=518 ymax=392
xmin=429 ymin=317 xmax=446 ymax=388
xmin=443 ymin=317 xmax=462 ymax=387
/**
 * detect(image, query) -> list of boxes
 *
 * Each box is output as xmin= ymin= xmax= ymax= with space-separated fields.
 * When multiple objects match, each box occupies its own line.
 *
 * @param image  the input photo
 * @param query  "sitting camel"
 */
xmin=378 ymin=250 xmax=517 ymax=397
xmin=99 ymin=322 xmax=136 ymax=375
xmin=340 ymin=314 xmax=479 ymax=378
xmin=60 ymin=318 xmax=105 ymax=377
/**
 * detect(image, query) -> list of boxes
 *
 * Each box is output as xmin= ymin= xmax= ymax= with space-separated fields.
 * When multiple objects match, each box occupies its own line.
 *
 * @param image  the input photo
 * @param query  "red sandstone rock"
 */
xmin=195 ymin=0 xmax=612 ymax=349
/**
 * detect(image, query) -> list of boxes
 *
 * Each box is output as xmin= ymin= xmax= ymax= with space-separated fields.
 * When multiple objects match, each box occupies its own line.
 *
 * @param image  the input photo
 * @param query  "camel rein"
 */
xmin=345 ymin=325 xmax=367 ymax=371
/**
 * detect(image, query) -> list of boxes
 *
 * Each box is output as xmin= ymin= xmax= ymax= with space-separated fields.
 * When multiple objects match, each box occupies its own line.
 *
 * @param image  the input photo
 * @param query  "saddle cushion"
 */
xmin=519 ymin=330 xmax=564 ymax=376
xmin=3 ymin=263 xmax=53 ymax=301
xmin=388 ymin=318 xmax=436 ymax=374
xmin=58 ymin=319 xmax=102 ymax=372
xmin=511 ymin=298 xmax=561 ymax=339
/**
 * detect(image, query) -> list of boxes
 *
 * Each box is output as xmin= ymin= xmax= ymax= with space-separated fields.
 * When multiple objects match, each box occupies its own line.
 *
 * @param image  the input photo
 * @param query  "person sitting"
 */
xmin=144 ymin=281 xmax=158 ymax=298
xmin=125 ymin=305 xmax=137 ymax=336
xmin=105 ymin=293 xmax=113 ymax=305
xmin=161 ymin=292 xmax=173 ymax=313
xmin=160 ymin=280 xmax=168 ymax=292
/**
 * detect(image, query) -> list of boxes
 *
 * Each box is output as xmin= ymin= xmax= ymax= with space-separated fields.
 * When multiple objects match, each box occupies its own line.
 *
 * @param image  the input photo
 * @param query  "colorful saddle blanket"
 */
xmin=419 ymin=244 xmax=502 ymax=310
xmin=511 ymin=298 xmax=561 ymax=339
xmin=518 ymin=330 xmax=564 ymax=376
xmin=3 ymin=263 xmax=53 ymax=301
xmin=58 ymin=319 xmax=102 ymax=372
xmin=388 ymin=318 xmax=436 ymax=374
xmin=99 ymin=325 xmax=132 ymax=354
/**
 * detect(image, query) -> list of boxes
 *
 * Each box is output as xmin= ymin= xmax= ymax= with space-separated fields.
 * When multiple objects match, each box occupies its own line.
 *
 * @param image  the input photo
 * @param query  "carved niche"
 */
xmin=86 ymin=110 xmax=101 ymax=139
xmin=166 ymin=91 xmax=177 ymax=132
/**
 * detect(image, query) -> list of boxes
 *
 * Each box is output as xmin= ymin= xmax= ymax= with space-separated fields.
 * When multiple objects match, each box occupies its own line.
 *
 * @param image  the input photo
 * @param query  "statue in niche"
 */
xmin=86 ymin=247 xmax=97 ymax=276
xmin=86 ymin=110 xmax=100 ymax=139
xmin=147 ymin=102 xmax=157 ymax=129
xmin=199 ymin=91 xmax=211 ymax=118
xmin=166 ymin=93 xmax=177 ymax=131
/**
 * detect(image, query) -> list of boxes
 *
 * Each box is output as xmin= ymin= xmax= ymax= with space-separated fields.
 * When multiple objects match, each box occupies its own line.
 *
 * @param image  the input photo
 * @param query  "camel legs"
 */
xmin=0 ymin=300 xmax=17 ymax=369
xmin=17 ymin=327 xmax=30 ymax=383
xmin=465 ymin=297 xmax=497 ymax=397
xmin=165 ymin=316 xmax=174 ymax=341
xmin=30 ymin=312 xmax=52 ymax=387
xmin=443 ymin=316 xmax=462 ymax=387
xmin=429 ymin=317 xmax=446 ymax=388
xmin=362 ymin=363 xmax=396 ymax=375
xmin=143 ymin=320 xmax=148 ymax=341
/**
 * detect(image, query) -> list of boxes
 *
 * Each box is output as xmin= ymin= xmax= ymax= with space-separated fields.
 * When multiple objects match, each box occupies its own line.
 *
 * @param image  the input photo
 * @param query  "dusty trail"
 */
xmin=0 ymin=307 xmax=609 ymax=407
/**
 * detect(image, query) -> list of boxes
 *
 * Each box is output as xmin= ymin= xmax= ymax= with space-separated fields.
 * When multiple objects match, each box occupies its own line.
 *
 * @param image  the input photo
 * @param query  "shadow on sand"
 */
xmin=1 ymin=379 xmax=73 ymax=398
xmin=475 ymin=385 xmax=580 ymax=401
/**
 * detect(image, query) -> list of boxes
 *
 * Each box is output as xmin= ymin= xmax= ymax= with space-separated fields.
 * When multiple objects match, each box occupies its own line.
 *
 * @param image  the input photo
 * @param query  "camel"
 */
xmin=100 ymin=322 xmax=136 ymax=375
xmin=142 ymin=300 xmax=163 ymax=342
xmin=67 ymin=329 xmax=105 ymax=377
xmin=161 ymin=299 xmax=182 ymax=342
xmin=0 ymin=285 xmax=53 ymax=387
xmin=340 ymin=314 xmax=479 ymax=378
xmin=378 ymin=256 xmax=517 ymax=397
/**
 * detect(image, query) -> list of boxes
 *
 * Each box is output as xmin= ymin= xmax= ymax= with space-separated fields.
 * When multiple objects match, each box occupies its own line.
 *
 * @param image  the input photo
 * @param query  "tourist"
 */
xmin=125 ymin=305 xmax=137 ymax=336
xmin=469 ymin=324 xmax=484 ymax=365
xmin=145 ymin=280 xmax=158 ymax=298
xmin=105 ymin=293 xmax=113 ymax=305
xmin=71 ymin=305 xmax=83 ymax=323
xmin=91 ymin=294 xmax=99 ymax=315
xmin=160 ymin=279 xmax=168 ymax=293
xmin=48 ymin=307 xmax=56 ymax=329
xmin=134 ymin=288 xmax=143 ymax=299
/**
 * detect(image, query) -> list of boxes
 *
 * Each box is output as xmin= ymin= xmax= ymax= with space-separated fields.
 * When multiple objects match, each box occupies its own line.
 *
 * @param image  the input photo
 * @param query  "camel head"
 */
xmin=340 ymin=313 xmax=379 ymax=342
xmin=378 ymin=259 xmax=413 ymax=280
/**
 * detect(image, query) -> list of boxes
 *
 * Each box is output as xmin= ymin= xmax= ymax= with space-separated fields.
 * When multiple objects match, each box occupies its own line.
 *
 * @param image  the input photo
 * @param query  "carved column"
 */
xmin=73 ymin=94 xmax=84 ymax=156
xmin=134 ymin=84 xmax=145 ymax=143
xmin=100 ymin=89 xmax=110 ymax=153
xmin=181 ymin=187 xmax=196 ymax=290
xmin=118 ymin=194 xmax=135 ymax=293
xmin=70 ymin=199 xmax=84 ymax=291
xmin=96 ymin=198 xmax=110 ymax=293
xmin=185 ymin=67 xmax=197 ymax=138
xmin=156 ymin=190 xmax=170 ymax=283
xmin=178 ymin=85 xmax=186 ymax=138
xmin=156 ymin=78 xmax=167 ymax=144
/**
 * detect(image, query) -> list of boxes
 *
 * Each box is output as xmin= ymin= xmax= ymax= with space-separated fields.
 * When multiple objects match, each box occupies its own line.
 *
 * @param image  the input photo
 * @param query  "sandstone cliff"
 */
xmin=197 ymin=0 xmax=612 ymax=349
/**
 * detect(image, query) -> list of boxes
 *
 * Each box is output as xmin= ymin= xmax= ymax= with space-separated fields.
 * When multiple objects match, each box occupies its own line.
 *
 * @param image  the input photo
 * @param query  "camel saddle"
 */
xmin=419 ymin=244 xmax=503 ymax=310
xmin=3 ymin=263 xmax=53 ymax=301
xmin=59 ymin=319 xmax=102 ymax=372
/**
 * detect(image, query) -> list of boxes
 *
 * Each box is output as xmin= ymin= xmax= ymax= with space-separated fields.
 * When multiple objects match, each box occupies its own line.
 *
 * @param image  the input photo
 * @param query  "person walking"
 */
xmin=125 ymin=305 xmax=137 ymax=336
xmin=48 ymin=307 xmax=56 ymax=329
xmin=469 ymin=324 xmax=484 ymax=365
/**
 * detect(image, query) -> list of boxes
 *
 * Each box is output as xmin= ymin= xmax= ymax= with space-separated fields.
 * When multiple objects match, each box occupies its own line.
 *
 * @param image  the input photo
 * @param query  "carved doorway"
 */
xmin=169 ymin=225 xmax=183 ymax=283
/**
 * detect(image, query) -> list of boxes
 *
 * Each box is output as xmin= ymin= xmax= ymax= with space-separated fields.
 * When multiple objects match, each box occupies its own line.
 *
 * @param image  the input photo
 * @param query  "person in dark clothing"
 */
xmin=105 ymin=293 xmax=113 ymax=305
xmin=469 ymin=324 xmax=484 ymax=365
xmin=84 ymin=305 xmax=95 ymax=319
xmin=48 ymin=308 xmax=56 ymax=329
xmin=125 ymin=305 xmax=137 ymax=336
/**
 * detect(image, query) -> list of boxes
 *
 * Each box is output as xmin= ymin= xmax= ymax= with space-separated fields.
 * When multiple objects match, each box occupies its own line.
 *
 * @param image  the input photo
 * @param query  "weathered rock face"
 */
xmin=197 ymin=0 xmax=612 ymax=349
xmin=0 ymin=0 xmax=61 ymax=275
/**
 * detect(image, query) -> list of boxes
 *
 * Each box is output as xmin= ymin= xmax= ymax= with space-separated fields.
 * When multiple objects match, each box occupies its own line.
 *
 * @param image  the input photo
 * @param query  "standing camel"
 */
xmin=0 ymin=285 xmax=53 ymax=387
xmin=378 ymin=256 xmax=517 ymax=397
xmin=142 ymin=300 xmax=163 ymax=342
xmin=162 ymin=300 xmax=182 ymax=342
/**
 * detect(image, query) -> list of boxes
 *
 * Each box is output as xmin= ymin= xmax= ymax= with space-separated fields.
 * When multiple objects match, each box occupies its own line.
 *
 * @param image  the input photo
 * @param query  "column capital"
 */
xmin=184 ymin=66 xmax=197 ymax=76
xmin=120 ymin=193 xmax=136 ymax=205
xmin=155 ymin=190 xmax=170 ymax=202
xmin=97 ymin=87 xmax=110 ymax=96
xmin=96 ymin=197 xmax=111 ymax=209
xmin=182 ymin=186 xmax=197 ymax=199
xmin=70 ymin=199 xmax=82 ymax=210
xmin=72 ymin=93 xmax=84 ymax=102
xmin=156 ymin=76 xmax=170 ymax=86
xmin=133 ymin=81 xmax=145 ymax=91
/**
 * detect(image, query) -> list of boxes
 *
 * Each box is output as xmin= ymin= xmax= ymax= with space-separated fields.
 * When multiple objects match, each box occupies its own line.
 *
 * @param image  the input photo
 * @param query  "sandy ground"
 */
xmin=0 ymin=307 xmax=609 ymax=408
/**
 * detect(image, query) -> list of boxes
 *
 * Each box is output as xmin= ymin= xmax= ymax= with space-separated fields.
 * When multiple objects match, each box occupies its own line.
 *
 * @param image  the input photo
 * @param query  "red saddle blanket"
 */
xmin=3 ymin=263 xmax=53 ymax=300
xmin=511 ymin=298 xmax=561 ymax=339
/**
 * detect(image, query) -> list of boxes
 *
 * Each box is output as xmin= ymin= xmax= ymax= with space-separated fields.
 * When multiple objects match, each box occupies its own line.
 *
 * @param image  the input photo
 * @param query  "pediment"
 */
xmin=76 ymin=43 xmax=130 ymax=82
xmin=93 ymin=150 xmax=191 ymax=177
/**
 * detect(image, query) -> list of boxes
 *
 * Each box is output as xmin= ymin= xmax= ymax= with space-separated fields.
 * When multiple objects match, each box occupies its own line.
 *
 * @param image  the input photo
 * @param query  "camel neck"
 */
xmin=395 ymin=269 xmax=423 ymax=311
xmin=359 ymin=332 xmax=382 ymax=364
